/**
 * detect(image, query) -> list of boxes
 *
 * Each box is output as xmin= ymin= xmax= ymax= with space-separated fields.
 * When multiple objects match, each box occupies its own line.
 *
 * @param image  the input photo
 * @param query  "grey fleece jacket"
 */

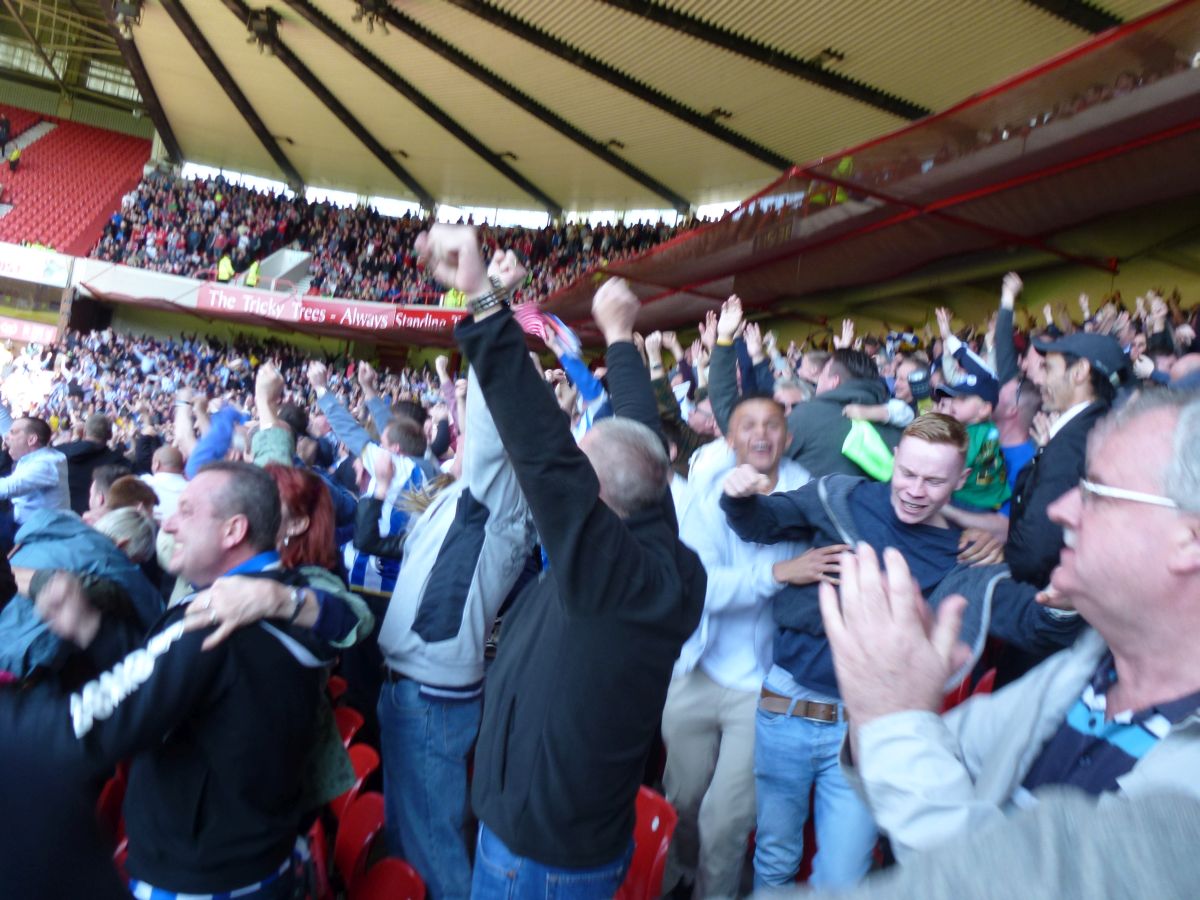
xmin=786 ymin=380 xmax=903 ymax=477
xmin=375 ymin=366 xmax=535 ymax=690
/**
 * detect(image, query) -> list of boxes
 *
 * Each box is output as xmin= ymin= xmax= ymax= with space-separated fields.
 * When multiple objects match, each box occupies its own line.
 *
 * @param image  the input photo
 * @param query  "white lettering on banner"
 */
xmin=70 ymin=620 xmax=188 ymax=738
xmin=338 ymin=306 xmax=392 ymax=330
xmin=196 ymin=283 xmax=465 ymax=334
xmin=394 ymin=310 xmax=461 ymax=331
xmin=199 ymin=285 xmax=301 ymax=322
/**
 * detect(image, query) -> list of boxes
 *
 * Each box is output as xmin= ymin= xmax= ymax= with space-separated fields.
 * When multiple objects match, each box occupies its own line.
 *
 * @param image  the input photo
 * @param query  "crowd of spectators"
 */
xmin=1 ymin=223 xmax=1198 ymax=898
xmin=89 ymin=169 xmax=703 ymax=306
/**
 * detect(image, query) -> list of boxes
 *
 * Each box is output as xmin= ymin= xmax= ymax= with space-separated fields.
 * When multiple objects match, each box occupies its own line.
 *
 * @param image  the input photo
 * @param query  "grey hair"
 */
xmin=1088 ymin=390 xmax=1200 ymax=513
xmin=585 ymin=418 xmax=670 ymax=518
xmin=94 ymin=507 xmax=157 ymax=563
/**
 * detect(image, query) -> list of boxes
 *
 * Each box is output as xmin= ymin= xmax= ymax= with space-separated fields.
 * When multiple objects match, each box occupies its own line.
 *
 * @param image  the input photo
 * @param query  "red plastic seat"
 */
xmin=305 ymin=816 xmax=333 ymax=900
xmin=335 ymin=706 xmax=365 ymax=747
xmin=334 ymin=791 xmax=387 ymax=891
xmin=328 ymin=674 xmax=348 ymax=704
xmin=351 ymin=857 xmax=426 ymax=900
xmin=942 ymin=666 xmax=998 ymax=712
xmin=95 ymin=771 xmax=126 ymax=841
xmin=112 ymin=836 xmax=129 ymax=883
xmin=615 ymin=787 xmax=678 ymax=900
xmin=330 ymin=743 xmax=381 ymax=820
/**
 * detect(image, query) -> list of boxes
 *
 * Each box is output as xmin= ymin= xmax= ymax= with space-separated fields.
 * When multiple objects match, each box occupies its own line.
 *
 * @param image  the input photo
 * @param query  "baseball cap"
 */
xmin=934 ymin=370 xmax=999 ymax=406
xmin=1033 ymin=333 xmax=1127 ymax=386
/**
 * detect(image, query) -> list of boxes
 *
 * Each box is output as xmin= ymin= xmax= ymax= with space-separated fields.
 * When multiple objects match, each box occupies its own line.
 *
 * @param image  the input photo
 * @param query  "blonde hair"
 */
xmin=397 ymin=474 xmax=457 ymax=516
xmin=902 ymin=412 xmax=968 ymax=456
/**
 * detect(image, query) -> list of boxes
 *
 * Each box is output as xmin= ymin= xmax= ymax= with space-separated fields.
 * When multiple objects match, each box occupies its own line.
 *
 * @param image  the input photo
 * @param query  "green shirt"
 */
xmin=953 ymin=420 xmax=1011 ymax=511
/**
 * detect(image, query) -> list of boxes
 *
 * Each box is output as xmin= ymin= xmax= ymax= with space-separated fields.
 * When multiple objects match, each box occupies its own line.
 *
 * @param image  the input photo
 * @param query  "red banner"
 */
xmin=195 ymin=284 xmax=465 ymax=335
xmin=0 ymin=314 xmax=57 ymax=344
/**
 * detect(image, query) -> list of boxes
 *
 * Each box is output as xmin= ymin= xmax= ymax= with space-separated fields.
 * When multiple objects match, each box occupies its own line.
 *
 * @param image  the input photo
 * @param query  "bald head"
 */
xmin=152 ymin=446 xmax=184 ymax=474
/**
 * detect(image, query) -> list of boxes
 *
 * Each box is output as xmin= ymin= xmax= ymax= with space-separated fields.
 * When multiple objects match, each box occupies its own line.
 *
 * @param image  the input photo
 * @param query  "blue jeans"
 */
xmin=378 ymin=677 xmax=481 ymax=900
xmin=470 ymin=823 xmax=632 ymax=900
xmin=753 ymin=708 xmax=878 ymax=890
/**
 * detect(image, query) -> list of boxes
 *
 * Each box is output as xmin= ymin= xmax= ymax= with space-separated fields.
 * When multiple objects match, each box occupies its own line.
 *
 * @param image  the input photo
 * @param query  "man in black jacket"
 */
xmin=1005 ymin=333 xmax=1126 ymax=588
xmin=57 ymin=413 xmax=128 ymax=514
xmin=0 ymin=461 xmax=334 ymax=899
xmin=415 ymin=225 xmax=705 ymax=897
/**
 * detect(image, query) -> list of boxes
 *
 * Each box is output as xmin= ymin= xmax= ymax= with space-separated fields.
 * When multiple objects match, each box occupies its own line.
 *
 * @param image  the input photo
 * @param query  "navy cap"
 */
xmin=934 ymin=371 xmax=999 ymax=407
xmin=1034 ymin=333 xmax=1127 ymax=385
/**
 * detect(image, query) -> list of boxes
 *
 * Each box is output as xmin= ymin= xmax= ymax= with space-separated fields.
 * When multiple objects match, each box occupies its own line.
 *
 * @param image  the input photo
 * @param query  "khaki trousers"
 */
xmin=660 ymin=668 xmax=758 ymax=900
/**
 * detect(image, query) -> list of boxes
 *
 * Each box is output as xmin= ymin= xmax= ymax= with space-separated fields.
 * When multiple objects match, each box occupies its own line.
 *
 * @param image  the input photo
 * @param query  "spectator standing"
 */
xmin=418 ymin=225 xmax=705 ymax=898
xmin=823 ymin=392 xmax=1200 ymax=863
xmin=661 ymin=394 xmax=826 ymax=899
xmin=1005 ymin=333 xmax=1126 ymax=588
xmin=0 ymin=416 xmax=69 ymax=526
xmin=56 ymin=413 xmax=128 ymax=514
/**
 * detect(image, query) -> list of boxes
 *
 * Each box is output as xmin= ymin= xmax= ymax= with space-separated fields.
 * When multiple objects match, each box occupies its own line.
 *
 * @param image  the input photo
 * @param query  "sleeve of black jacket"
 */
xmin=1006 ymin=431 xmax=1090 ymax=588
xmin=0 ymin=612 xmax=228 ymax=780
xmin=134 ymin=433 xmax=162 ymax=475
xmin=353 ymin=496 xmax=406 ymax=559
xmin=708 ymin=342 xmax=739 ymax=435
xmin=989 ymin=578 xmax=1086 ymax=657
xmin=456 ymin=310 xmax=700 ymax=616
xmin=995 ymin=306 xmax=1020 ymax=385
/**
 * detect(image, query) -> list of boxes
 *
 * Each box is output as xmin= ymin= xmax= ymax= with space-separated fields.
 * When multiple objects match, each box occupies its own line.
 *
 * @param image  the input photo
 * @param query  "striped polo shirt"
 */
xmin=1021 ymin=653 xmax=1200 ymax=797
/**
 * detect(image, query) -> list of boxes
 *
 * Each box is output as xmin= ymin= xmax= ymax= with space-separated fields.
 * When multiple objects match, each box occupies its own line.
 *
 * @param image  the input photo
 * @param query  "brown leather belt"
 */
xmin=759 ymin=686 xmax=842 ymax=723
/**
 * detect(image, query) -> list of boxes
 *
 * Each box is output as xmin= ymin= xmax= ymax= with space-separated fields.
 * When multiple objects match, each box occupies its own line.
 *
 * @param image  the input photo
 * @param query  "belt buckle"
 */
xmin=797 ymin=701 xmax=838 ymax=724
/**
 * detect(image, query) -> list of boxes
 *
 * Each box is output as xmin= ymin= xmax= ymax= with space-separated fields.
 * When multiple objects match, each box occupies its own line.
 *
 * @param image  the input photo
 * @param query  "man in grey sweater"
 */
xmin=374 ymin=278 xmax=534 ymax=900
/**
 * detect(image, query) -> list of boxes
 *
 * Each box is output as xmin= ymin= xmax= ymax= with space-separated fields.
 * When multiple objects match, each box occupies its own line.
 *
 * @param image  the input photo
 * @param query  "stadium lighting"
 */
xmin=245 ymin=7 xmax=281 ymax=56
xmin=113 ymin=0 xmax=144 ymax=40
xmin=352 ymin=1 xmax=392 ymax=36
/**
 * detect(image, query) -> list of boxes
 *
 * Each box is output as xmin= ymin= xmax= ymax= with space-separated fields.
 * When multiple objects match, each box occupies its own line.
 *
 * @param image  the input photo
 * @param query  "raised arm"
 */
xmin=994 ymin=273 xmax=1023 ymax=385
xmin=310 ymin=360 xmax=372 ymax=459
xmin=718 ymin=464 xmax=817 ymax=545
xmin=358 ymin=362 xmax=394 ymax=435
xmin=708 ymin=296 xmax=744 ymax=434
xmin=421 ymin=226 xmax=662 ymax=613
xmin=594 ymin=283 xmax=663 ymax=439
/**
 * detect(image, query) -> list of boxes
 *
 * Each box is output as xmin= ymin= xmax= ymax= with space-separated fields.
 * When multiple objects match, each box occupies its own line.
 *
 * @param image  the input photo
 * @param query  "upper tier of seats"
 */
xmin=0 ymin=106 xmax=151 ymax=256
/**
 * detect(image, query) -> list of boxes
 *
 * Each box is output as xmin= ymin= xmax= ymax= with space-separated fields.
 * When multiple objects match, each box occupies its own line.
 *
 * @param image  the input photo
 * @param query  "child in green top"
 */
xmin=937 ymin=374 xmax=1011 ymax=511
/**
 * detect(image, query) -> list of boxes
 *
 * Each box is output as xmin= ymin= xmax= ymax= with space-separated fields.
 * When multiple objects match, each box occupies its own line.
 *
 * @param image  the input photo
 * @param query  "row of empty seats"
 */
xmin=0 ymin=104 xmax=150 ymax=255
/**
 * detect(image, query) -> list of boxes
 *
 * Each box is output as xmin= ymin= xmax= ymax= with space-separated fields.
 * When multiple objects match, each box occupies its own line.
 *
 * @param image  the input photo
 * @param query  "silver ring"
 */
xmin=209 ymin=610 xmax=217 ymax=625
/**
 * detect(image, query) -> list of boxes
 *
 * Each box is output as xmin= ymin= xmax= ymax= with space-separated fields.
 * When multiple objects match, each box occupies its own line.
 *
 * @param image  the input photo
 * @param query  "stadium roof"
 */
xmin=2 ymin=0 xmax=1171 ymax=215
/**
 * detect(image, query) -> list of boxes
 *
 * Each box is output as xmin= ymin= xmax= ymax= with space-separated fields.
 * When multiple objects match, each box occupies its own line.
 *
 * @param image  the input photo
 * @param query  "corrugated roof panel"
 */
xmin=281 ymin=13 xmax=527 ymax=207
xmin=839 ymin=1 xmax=1091 ymax=110
xmin=1095 ymin=0 xmax=1178 ymax=22
xmin=404 ymin=2 xmax=769 ymax=200
xmin=638 ymin=0 xmax=1092 ymax=110
xmin=173 ymin=0 xmax=403 ymax=194
xmin=137 ymin=1 xmax=277 ymax=177
xmin=339 ymin=20 xmax=666 ymax=209
xmin=413 ymin=2 xmax=903 ymax=194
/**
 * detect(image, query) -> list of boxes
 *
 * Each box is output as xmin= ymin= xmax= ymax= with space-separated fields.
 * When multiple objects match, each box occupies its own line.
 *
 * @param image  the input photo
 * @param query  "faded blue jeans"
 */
xmin=470 ymin=823 xmax=632 ymax=900
xmin=753 ymin=706 xmax=878 ymax=890
xmin=378 ymin=676 xmax=481 ymax=900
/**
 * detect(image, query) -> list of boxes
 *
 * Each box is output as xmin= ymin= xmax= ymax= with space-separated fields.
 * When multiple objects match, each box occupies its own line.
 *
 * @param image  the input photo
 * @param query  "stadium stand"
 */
xmin=0 ymin=109 xmax=150 ymax=256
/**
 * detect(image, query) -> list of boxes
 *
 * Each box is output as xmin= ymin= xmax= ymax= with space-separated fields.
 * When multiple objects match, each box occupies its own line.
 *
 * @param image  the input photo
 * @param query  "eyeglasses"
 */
xmin=1079 ymin=478 xmax=1178 ymax=509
